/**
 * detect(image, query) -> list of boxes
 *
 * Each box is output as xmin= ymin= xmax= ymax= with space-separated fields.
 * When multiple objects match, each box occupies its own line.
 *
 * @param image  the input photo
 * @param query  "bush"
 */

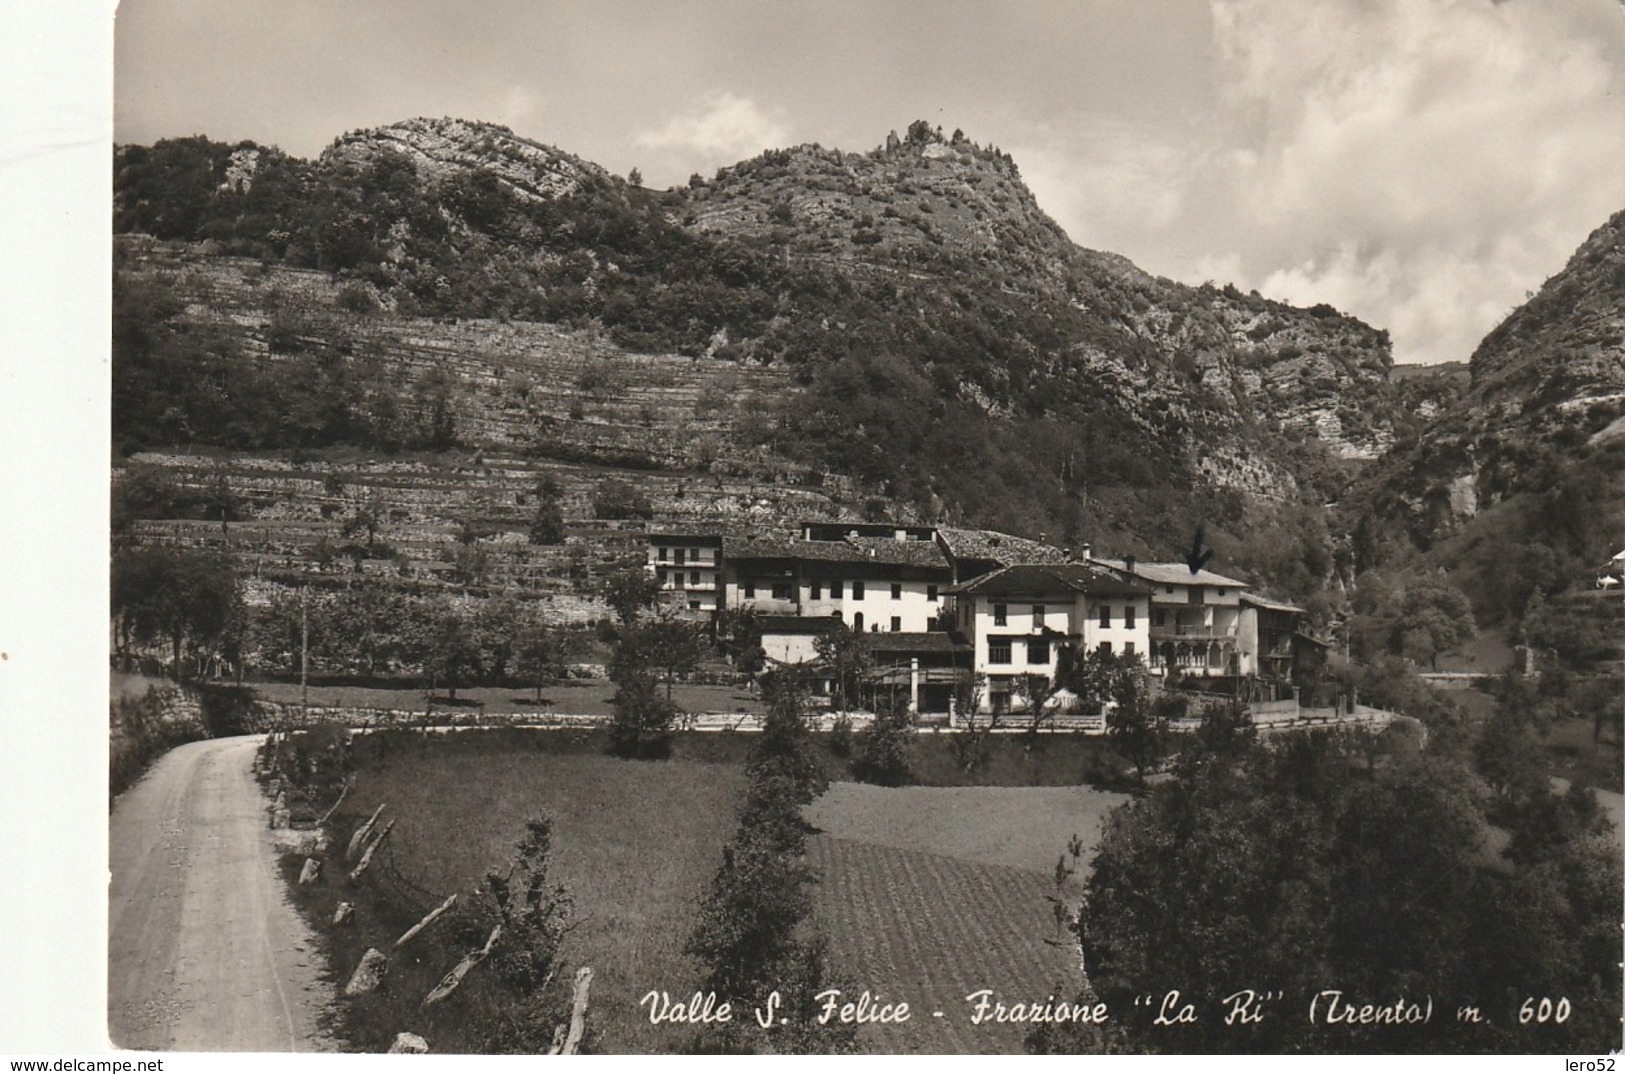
xmin=851 ymin=701 xmax=914 ymax=786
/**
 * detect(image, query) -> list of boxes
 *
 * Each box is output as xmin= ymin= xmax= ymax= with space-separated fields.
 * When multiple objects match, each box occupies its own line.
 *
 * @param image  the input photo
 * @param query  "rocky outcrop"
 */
xmin=1363 ymin=208 xmax=1625 ymax=543
xmin=322 ymin=118 xmax=608 ymax=205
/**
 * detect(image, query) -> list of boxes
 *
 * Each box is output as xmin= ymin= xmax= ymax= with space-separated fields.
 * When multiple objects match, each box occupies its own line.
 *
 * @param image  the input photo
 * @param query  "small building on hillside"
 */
xmin=646 ymin=531 xmax=725 ymax=614
xmin=945 ymin=562 xmax=1152 ymax=713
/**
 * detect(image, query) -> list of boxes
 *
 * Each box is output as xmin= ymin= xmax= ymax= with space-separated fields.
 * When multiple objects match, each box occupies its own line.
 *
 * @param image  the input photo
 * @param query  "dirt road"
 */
xmin=109 ymin=736 xmax=337 ymax=1051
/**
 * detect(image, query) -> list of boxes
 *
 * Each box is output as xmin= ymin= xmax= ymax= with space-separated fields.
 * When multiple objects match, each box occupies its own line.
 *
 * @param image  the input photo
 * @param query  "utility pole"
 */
xmin=300 ymin=586 xmax=310 ymax=723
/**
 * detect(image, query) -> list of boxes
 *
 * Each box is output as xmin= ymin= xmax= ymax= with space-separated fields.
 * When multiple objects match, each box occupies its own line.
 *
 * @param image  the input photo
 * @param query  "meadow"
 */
xmin=292 ymin=729 xmax=1129 ymax=1053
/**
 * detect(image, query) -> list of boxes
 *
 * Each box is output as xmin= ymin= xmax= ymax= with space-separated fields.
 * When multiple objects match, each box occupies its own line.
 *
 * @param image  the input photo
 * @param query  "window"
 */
xmin=891 ymin=583 xmax=902 ymax=600
xmin=1027 ymin=639 xmax=1050 ymax=665
xmin=744 ymin=581 xmax=756 ymax=598
xmin=852 ymin=580 xmax=865 ymax=599
xmin=1099 ymin=606 xmax=1111 ymax=628
xmin=1124 ymin=641 xmax=1135 ymax=657
xmin=771 ymin=581 xmax=792 ymax=600
xmin=927 ymin=584 xmax=938 ymax=602
xmin=811 ymin=581 xmax=822 ymax=599
xmin=1153 ymin=609 xmax=1166 ymax=627
xmin=853 ymin=612 xmax=864 ymax=632
xmin=689 ymin=600 xmax=701 ymax=611
xmin=988 ymin=639 xmax=1012 ymax=664
xmin=993 ymin=603 xmax=1008 ymax=626
xmin=1188 ymin=586 xmax=1203 ymax=605
xmin=1098 ymin=641 xmax=1113 ymax=655
xmin=832 ymin=580 xmax=843 ymax=598
xmin=689 ymin=572 xmax=700 ymax=587
xmin=658 ymin=546 xmax=669 ymax=562
xmin=1125 ymin=606 xmax=1136 ymax=629
xmin=1032 ymin=604 xmax=1046 ymax=625
xmin=890 ymin=616 xmax=901 ymax=632
xmin=675 ymin=548 xmax=686 ymax=566
xmin=657 ymin=569 xmax=667 ymax=584
xmin=1216 ymin=588 xmax=1226 ymax=596
xmin=691 ymin=547 xmax=701 ymax=562
xmin=1165 ymin=585 xmax=1175 ymax=594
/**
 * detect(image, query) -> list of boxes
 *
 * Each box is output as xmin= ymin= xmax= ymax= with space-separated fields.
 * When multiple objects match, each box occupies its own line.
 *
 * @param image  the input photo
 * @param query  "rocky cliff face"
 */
xmin=1363 ymin=208 xmax=1625 ymax=544
xmin=675 ymin=125 xmax=1399 ymax=493
xmin=322 ymin=118 xmax=609 ymax=204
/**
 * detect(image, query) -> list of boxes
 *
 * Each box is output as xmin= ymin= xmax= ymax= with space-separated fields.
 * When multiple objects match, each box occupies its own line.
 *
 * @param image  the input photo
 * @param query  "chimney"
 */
xmin=1078 ymin=543 xmax=1092 ymax=562
xmin=1125 ymin=554 xmax=1136 ymax=574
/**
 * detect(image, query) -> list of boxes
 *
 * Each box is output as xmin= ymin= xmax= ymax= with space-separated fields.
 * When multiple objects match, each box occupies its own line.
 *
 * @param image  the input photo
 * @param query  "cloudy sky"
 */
xmin=114 ymin=0 xmax=1625 ymax=364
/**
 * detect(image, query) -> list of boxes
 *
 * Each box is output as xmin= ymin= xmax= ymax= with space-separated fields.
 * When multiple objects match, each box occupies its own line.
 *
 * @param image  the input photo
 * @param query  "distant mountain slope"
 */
xmin=1362 ymin=208 xmax=1625 ymax=548
xmin=114 ymin=117 xmax=1420 ymax=567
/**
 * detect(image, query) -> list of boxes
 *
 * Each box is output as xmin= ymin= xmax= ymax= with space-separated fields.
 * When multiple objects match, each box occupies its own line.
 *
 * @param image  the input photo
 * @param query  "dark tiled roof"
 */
xmin=1089 ymin=557 xmax=1250 ymax=589
xmin=1241 ymin=592 xmax=1304 ymax=613
xmin=842 ymin=536 xmax=950 ymax=568
xmin=946 ymin=562 xmax=1152 ymax=598
xmin=756 ymin=614 xmax=843 ymax=634
xmin=936 ymin=527 xmax=1071 ymax=566
xmin=725 ymin=535 xmax=950 ymax=570
xmin=867 ymin=631 xmax=969 ymax=655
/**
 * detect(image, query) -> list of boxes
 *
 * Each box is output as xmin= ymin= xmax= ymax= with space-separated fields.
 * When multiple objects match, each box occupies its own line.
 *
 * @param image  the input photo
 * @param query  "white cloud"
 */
xmin=1199 ymin=0 xmax=1625 ymax=363
xmin=634 ymin=92 xmax=790 ymax=184
xmin=492 ymin=85 xmax=543 ymax=130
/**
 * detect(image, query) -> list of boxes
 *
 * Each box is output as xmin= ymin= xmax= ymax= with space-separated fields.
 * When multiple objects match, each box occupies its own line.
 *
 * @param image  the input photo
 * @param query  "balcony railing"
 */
xmin=1150 ymin=627 xmax=1237 ymax=642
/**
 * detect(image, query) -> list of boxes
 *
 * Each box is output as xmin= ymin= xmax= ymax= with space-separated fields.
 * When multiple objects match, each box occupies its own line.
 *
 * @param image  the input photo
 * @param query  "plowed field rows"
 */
xmin=808 ymin=836 xmax=1079 ymax=1054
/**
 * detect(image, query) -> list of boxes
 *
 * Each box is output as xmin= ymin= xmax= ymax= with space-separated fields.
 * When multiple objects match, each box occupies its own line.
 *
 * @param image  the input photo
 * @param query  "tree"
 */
xmin=1062 ymin=649 xmax=1163 ymax=782
xmin=631 ymin=616 xmax=705 ymax=700
xmin=527 ymin=481 xmax=567 ymax=545
xmin=852 ymin=693 xmax=914 ymax=786
xmin=814 ymin=623 xmax=870 ymax=713
xmin=513 ymin=617 xmax=563 ymax=703
xmin=1376 ymin=576 xmax=1476 ymax=671
xmin=686 ymin=674 xmax=852 ymax=1054
xmin=111 ymin=547 xmax=241 ymax=678
xmin=591 ymin=477 xmax=652 ymax=520
xmin=607 ymin=622 xmax=679 ymax=758
xmin=340 ymin=489 xmax=388 ymax=553
xmin=426 ymin=599 xmax=481 ymax=700
xmin=602 ymin=568 xmax=661 ymax=625
xmin=1051 ymin=726 xmax=1623 ymax=1053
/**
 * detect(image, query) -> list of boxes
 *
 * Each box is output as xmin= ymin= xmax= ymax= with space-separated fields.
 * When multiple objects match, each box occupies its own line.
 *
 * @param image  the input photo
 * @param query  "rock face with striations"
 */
xmin=1362 ymin=207 xmax=1625 ymax=543
xmin=322 ymin=117 xmax=609 ymax=205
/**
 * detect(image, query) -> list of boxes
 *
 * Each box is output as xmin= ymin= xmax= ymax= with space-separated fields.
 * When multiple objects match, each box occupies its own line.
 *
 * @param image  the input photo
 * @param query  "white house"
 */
xmin=722 ymin=534 xmax=952 ymax=635
xmin=1088 ymin=557 xmax=1252 ymax=678
xmin=945 ymin=562 xmax=1152 ymax=713
xmin=646 ymin=532 xmax=724 ymax=614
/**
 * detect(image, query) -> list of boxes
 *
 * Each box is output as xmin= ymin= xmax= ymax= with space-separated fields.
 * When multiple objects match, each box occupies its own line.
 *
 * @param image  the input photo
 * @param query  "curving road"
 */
xmin=109 ymin=736 xmax=337 ymax=1052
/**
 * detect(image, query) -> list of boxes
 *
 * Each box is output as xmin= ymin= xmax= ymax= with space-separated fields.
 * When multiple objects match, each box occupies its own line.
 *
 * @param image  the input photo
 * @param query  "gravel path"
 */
xmin=109 ymin=736 xmax=337 ymax=1051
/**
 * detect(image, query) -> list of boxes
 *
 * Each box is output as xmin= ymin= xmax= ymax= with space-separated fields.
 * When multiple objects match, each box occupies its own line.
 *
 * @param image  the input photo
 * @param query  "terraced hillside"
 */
xmin=115 ymin=236 xmax=865 ymax=621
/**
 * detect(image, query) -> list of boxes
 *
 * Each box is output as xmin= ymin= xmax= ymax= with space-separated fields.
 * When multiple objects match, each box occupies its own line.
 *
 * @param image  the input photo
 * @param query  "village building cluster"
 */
xmin=648 ymin=521 xmax=1328 ymax=716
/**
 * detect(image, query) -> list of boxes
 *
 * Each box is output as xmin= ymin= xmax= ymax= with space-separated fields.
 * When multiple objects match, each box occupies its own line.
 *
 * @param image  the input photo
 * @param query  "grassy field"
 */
xmin=805 ymin=782 xmax=1128 ymax=1053
xmin=808 ymin=837 xmax=1077 ymax=1054
xmin=806 ymin=782 xmax=1127 ymax=876
xmin=288 ymin=730 xmax=1131 ymax=1053
xmin=309 ymin=738 xmax=745 ymax=1053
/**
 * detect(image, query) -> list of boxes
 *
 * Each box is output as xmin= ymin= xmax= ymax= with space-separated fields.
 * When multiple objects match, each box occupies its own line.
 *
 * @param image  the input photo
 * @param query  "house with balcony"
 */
xmin=646 ymin=531 xmax=725 ymax=614
xmin=1088 ymin=557 xmax=1251 ymax=678
xmin=1239 ymin=593 xmax=1329 ymax=689
xmin=945 ymin=562 xmax=1152 ymax=713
